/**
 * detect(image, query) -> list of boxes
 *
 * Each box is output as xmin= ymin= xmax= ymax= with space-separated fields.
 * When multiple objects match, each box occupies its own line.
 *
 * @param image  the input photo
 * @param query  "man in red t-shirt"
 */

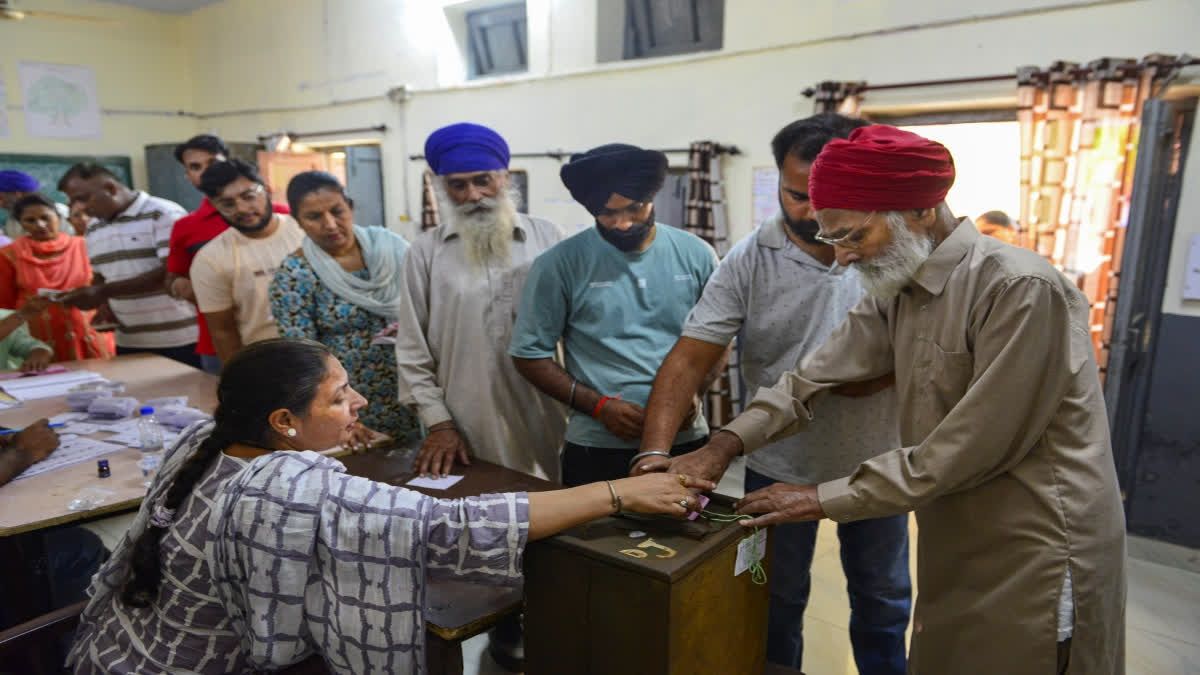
xmin=165 ymin=135 xmax=288 ymax=374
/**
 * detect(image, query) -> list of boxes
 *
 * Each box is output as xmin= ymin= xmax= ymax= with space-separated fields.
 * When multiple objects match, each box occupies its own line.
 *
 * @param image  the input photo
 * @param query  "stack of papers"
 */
xmin=0 ymin=370 xmax=110 ymax=402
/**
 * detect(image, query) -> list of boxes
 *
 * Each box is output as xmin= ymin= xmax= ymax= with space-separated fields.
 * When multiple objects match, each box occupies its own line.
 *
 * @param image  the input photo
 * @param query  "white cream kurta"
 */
xmin=394 ymin=214 xmax=568 ymax=478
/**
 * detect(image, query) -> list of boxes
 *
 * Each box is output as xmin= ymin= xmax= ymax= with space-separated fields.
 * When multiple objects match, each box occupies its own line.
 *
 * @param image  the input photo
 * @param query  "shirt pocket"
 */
xmin=912 ymin=337 xmax=974 ymax=429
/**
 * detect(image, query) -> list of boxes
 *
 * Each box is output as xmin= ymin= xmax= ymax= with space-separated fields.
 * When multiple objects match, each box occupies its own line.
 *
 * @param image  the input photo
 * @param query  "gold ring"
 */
xmin=678 ymin=474 xmax=688 ymax=487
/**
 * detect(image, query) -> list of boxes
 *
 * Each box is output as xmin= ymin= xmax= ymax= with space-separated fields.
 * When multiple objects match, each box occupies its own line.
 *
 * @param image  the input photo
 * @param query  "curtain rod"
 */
xmin=257 ymin=125 xmax=387 ymax=142
xmin=804 ymin=55 xmax=1200 ymax=97
xmin=408 ymin=144 xmax=741 ymax=161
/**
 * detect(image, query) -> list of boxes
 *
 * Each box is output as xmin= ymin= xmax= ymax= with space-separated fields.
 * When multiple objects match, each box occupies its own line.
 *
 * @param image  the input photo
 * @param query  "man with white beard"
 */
xmin=638 ymin=125 xmax=1126 ymax=675
xmin=394 ymin=122 xmax=567 ymax=483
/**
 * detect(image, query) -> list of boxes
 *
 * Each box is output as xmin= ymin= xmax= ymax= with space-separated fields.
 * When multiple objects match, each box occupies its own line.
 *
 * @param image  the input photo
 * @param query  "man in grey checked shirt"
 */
xmin=635 ymin=114 xmax=911 ymax=673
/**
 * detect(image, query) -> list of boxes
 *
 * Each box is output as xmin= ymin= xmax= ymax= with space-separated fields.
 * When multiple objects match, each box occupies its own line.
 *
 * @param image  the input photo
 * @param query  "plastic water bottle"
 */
xmin=137 ymin=406 xmax=164 ymax=488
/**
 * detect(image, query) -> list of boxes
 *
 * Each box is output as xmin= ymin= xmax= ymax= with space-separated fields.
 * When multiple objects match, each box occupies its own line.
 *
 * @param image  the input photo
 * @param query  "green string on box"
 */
xmin=699 ymin=509 xmax=767 ymax=585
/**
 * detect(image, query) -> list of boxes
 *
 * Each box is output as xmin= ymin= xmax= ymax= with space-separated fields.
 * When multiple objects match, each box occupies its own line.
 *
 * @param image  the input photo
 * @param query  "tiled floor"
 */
xmin=80 ymin=458 xmax=1200 ymax=674
xmin=461 ymin=457 xmax=1200 ymax=674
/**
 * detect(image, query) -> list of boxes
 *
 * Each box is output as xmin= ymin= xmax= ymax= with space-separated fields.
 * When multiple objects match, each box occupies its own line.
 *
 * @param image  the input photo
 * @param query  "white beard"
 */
xmin=855 ymin=214 xmax=935 ymax=299
xmin=435 ymin=181 xmax=519 ymax=271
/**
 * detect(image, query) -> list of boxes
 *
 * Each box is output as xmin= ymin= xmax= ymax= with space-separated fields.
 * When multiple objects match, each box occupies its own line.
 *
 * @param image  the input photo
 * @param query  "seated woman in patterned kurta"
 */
xmin=270 ymin=171 xmax=421 ymax=448
xmin=68 ymin=338 xmax=711 ymax=674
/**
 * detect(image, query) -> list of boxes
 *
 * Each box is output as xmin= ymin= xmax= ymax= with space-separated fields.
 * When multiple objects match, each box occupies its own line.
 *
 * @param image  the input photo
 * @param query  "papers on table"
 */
xmin=406 ymin=475 xmax=465 ymax=490
xmin=11 ymin=436 xmax=127 ymax=481
xmin=0 ymin=370 xmax=110 ymax=402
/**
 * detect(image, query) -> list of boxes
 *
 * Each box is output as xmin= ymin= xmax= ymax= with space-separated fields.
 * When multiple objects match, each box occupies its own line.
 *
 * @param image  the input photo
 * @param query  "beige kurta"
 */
xmin=394 ymin=214 xmax=568 ymax=479
xmin=725 ymin=220 xmax=1126 ymax=674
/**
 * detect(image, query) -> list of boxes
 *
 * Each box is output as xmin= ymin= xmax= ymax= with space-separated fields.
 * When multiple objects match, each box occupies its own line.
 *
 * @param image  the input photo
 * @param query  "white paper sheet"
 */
xmin=0 ymin=370 xmax=109 ymax=401
xmin=734 ymin=529 xmax=767 ymax=577
xmin=11 ymin=437 xmax=126 ymax=480
xmin=405 ymin=475 xmax=465 ymax=490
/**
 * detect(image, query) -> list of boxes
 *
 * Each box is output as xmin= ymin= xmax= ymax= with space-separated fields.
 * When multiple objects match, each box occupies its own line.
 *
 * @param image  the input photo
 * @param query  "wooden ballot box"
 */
xmin=525 ymin=495 xmax=770 ymax=675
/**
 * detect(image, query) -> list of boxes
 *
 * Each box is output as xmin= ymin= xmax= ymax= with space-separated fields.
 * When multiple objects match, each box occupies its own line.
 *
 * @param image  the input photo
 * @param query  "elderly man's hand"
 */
xmin=735 ymin=483 xmax=826 ymax=527
xmin=12 ymin=419 xmax=59 ymax=465
xmin=58 ymin=285 xmax=108 ymax=311
xmin=414 ymin=424 xmax=471 ymax=478
xmin=631 ymin=430 xmax=742 ymax=484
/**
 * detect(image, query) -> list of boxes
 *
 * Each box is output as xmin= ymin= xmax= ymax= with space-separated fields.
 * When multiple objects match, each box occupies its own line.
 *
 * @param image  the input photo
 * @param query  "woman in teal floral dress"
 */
xmin=269 ymin=172 xmax=421 ymax=444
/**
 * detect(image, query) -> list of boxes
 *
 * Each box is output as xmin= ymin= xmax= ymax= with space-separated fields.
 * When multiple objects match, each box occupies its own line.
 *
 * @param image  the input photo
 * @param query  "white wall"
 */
xmin=3 ymin=0 xmax=1199 ymax=317
xmin=0 ymin=0 xmax=196 ymax=188
xmin=1162 ymin=117 xmax=1200 ymax=318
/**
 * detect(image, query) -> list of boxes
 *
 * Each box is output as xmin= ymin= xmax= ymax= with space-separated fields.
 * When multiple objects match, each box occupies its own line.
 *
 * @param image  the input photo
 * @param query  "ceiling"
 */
xmin=89 ymin=0 xmax=222 ymax=14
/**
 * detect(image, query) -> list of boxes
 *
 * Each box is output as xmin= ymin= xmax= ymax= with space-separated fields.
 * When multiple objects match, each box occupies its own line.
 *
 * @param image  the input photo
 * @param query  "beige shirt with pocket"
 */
xmin=191 ymin=214 xmax=304 ymax=346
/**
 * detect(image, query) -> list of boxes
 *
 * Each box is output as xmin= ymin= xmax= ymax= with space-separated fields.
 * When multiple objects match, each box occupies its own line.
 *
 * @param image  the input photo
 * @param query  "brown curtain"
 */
xmin=684 ymin=141 xmax=741 ymax=426
xmin=421 ymin=169 xmax=441 ymax=231
xmin=1017 ymin=55 xmax=1176 ymax=381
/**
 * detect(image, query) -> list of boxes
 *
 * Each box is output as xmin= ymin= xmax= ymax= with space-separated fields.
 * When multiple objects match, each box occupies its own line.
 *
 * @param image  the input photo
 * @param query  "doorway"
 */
xmin=257 ymin=143 xmax=386 ymax=228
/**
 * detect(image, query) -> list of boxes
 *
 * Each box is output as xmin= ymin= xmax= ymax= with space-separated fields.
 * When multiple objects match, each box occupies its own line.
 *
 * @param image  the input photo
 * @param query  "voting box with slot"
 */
xmin=524 ymin=493 xmax=770 ymax=675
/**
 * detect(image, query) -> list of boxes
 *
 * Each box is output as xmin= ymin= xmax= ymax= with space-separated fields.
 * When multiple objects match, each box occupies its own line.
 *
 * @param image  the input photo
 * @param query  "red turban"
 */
xmin=809 ymin=125 xmax=955 ymax=211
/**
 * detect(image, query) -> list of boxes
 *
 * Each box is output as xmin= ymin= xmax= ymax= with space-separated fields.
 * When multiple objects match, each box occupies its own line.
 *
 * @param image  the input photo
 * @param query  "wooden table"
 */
xmin=0 ymin=354 xmax=219 ymax=535
xmin=338 ymin=446 xmax=560 ymax=675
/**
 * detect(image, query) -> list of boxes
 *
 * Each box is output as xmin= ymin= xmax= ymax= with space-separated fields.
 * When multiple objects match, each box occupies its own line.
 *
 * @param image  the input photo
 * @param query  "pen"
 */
xmin=0 ymin=422 xmax=66 ymax=436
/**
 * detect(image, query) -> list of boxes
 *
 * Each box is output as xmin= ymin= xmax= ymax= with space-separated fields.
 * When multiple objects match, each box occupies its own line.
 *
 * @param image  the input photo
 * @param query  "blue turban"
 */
xmin=424 ymin=122 xmax=510 ymax=175
xmin=0 ymin=170 xmax=38 ymax=193
xmin=560 ymin=144 xmax=668 ymax=215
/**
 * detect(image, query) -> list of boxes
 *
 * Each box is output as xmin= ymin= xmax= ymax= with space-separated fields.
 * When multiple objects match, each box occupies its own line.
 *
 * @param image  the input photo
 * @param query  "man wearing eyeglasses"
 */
xmin=164 ymin=136 xmax=290 ymax=374
xmin=508 ymin=143 xmax=720 ymax=488
xmin=635 ymin=114 xmax=910 ymax=674
xmin=58 ymin=163 xmax=201 ymax=367
xmin=189 ymin=160 xmax=303 ymax=366
xmin=639 ymin=125 xmax=1126 ymax=675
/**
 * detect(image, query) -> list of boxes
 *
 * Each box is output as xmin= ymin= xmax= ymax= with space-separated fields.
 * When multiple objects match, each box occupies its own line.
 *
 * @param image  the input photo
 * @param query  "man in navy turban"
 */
xmin=509 ymin=140 xmax=720 ymax=504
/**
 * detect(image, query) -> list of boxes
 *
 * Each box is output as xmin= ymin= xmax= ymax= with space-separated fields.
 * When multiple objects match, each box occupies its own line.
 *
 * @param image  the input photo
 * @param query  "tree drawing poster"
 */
xmin=18 ymin=62 xmax=102 ymax=139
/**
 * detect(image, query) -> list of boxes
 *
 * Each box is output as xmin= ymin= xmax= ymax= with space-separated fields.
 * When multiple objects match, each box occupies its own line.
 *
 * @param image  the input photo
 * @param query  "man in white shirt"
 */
xmin=190 ymin=160 xmax=304 ymax=366
xmin=58 ymin=164 xmax=199 ymax=367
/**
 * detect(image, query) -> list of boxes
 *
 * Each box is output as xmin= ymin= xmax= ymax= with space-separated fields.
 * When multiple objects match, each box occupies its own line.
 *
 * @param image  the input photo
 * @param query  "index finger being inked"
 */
xmin=678 ymin=474 xmax=716 ymax=491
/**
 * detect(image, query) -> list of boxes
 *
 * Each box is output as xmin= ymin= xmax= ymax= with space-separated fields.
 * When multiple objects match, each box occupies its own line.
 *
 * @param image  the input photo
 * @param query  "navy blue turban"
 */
xmin=424 ymin=122 xmax=510 ymax=175
xmin=0 ymin=170 xmax=38 ymax=192
xmin=560 ymin=144 xmax=668 ymax=215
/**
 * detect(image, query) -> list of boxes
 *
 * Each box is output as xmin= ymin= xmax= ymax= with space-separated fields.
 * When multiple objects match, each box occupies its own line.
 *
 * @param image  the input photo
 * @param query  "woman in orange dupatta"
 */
xmin=0 ymin=194 xmax=114 ymax=361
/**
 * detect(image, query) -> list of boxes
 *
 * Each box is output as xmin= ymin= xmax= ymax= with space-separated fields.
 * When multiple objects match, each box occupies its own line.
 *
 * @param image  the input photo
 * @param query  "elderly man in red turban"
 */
xmin=639 ymin=125 xmax=1126 ymax=674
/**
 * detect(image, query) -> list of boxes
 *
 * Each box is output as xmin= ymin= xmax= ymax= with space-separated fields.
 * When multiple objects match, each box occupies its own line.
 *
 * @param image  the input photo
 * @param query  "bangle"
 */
xmin=592 ymin=395 xmax=615 ymax=419
xmin=567 ymin=378 xmax=578 ymax=409
xmin=429 ymin=422 xmax=457 ymax=434
xmin=628 ymin=450 xmax=671 ymax=469
xmin=604 ymin=480 xmax=622 ymax=513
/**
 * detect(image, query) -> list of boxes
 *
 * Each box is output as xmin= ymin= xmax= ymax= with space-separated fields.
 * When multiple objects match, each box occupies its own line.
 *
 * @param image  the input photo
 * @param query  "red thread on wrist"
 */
xmin=592 ymin=395 xmax=616 ymax=419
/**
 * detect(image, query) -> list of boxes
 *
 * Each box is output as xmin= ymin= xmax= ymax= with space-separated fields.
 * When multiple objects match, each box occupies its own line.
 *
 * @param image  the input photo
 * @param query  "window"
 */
xmin=465 ymin=2 xmax=528 ymax=79
xmin=598 ymin=0 xmax=724 ymax=63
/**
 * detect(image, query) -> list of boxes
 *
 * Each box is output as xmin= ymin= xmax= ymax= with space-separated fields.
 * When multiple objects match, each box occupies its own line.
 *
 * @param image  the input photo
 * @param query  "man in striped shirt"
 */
xmin=58 ymin=164 xmax=200 ymax=367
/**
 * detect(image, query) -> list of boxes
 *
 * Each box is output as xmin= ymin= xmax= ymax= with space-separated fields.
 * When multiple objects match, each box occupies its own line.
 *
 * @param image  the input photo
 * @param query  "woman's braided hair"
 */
xmin=121 ymin=338 xmax=332 ymax=606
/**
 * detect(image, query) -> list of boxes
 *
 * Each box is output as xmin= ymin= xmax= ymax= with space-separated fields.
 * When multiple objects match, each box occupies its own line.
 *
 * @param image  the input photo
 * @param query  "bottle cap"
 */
xmin=139 ymin=406 xmax=154 ymax=415
xmin=97 ymin=459 xmax=110 ymax=477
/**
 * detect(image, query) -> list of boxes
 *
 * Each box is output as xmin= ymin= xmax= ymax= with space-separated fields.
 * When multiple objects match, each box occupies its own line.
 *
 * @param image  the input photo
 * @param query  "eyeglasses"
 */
xmin=213 ymin=183 xmax=266 ymax=213
xmin=596 ymin=201 xmax=650 ymax=221
xmin=814 ymin=211 xmax=877 ymax=249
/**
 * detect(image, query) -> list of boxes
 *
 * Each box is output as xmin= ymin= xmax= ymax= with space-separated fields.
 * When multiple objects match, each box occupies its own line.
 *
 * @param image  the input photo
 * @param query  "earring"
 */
xmin=287 ymin=428 xmax=297 ymax=438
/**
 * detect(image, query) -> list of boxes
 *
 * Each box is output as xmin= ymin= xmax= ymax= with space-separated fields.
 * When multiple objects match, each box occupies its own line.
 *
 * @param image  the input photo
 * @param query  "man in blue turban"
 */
xmin=396 ymin=121 xmax=567 ymax=670
xmin=0 ymin=170 xmax=69 ymax=238
xmin=509 ymin=142 xmax=722 ymax=492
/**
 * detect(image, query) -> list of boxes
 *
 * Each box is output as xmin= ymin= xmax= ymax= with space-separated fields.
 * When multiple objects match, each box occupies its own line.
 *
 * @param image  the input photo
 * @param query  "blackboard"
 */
xmin=0 ymin=153 xmax=133 ymax=232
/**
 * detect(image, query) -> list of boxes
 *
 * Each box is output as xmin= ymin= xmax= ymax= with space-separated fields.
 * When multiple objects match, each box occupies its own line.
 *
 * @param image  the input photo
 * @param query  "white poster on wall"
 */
xmin=0 ymin=74 xmax=9 ymax=137
xmin=17 ymin=61 xmax=101 ymax=139
xmin=752 ymin=166 xmax=780 ymax=226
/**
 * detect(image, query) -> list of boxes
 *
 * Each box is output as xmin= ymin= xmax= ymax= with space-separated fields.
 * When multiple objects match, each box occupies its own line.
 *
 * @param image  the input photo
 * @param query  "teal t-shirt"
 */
xmin=509 ymin=224 xmax=719 ymax=448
